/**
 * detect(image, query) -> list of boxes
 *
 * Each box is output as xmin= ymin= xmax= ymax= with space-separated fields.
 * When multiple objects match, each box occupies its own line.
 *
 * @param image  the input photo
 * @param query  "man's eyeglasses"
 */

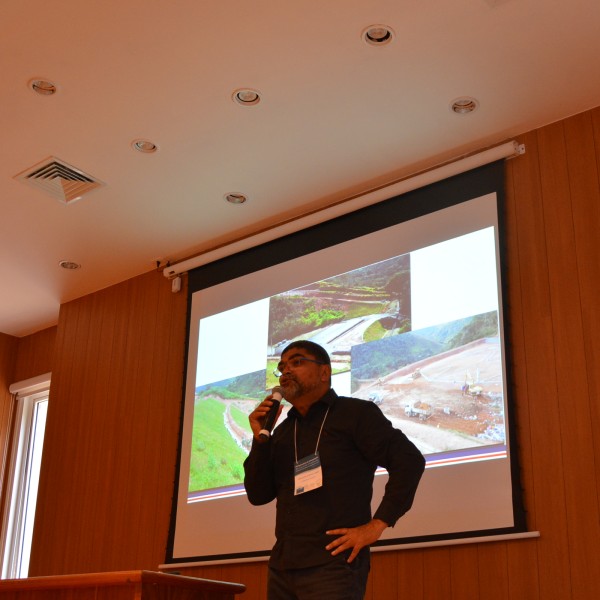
xmin=273 ymin=356 xmax=326 ymax=377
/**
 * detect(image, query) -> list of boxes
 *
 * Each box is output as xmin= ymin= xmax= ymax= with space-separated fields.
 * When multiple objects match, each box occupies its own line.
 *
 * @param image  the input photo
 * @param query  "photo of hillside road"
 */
xmin=267 ymin=253 xmax=412 ymax=373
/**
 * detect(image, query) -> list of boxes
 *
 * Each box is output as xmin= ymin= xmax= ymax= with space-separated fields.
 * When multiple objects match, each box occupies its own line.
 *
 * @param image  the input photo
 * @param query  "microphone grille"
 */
xmin=272 ymin=385 xmax=285 ymax=397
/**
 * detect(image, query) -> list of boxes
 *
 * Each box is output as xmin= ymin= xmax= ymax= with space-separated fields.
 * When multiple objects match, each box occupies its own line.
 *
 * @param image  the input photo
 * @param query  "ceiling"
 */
xmin=2 ymin=0 xmax=600 ymax=338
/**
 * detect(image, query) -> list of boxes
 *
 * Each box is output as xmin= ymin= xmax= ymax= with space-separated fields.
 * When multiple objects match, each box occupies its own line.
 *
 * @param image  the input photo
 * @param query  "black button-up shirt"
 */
xmin=243 ymin=389 xmax=425 ymax=569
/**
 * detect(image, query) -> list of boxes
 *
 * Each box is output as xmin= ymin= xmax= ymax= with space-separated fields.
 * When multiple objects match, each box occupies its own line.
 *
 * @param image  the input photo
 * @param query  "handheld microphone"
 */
xmin=259 ymin=386 xmax=284 ymax=441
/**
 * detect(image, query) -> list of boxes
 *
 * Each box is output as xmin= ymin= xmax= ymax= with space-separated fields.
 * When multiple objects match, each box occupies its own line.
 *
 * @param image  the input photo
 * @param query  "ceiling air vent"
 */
xmin=15 ymin=157 xmax=104 ymax=204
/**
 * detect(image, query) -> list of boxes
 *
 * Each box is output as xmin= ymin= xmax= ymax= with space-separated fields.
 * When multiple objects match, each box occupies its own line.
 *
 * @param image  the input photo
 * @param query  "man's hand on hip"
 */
xmin=325 ymin=518 xmax=388 ymax=563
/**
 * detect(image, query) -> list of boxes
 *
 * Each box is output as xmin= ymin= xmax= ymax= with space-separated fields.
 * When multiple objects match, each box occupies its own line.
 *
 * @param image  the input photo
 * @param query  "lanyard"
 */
xmin=294 ymin=406 xmax=330 ymax=463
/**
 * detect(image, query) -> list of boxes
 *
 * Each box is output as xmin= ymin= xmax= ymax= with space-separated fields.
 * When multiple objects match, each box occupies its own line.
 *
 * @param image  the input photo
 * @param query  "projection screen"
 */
xmin=165 ymin=161 xmax=526 ymax=565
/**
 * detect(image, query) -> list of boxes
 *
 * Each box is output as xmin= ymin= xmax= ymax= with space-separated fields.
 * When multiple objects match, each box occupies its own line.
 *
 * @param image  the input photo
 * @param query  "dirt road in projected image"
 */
xmin=222 ymin=401 xmax=251 ymax=451
xmin=311 ymin=312 xmax=396 ymax=354
xmin=355 ymin=339 xmax=505 ymax=455
xmin=222 ymin=399 xmax=292 ymax=453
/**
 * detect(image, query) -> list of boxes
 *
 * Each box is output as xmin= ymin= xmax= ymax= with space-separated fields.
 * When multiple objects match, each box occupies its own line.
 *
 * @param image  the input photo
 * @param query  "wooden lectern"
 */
xmin=0 ymin=570 xmax=245 ymax=600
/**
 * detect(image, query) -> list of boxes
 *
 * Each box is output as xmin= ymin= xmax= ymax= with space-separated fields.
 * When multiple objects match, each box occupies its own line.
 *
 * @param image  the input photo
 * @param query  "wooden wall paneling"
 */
xmin=110 ymin=271 xmax=184 ymax=569
xmin=63 ymin=289 xmax=113 ymax=573
xmin=211 ymin=565 xmax=245 ymax=598
xmin=142 ymin=272 xmax=187 ymax=566
xmin=240 ymin=562 xmax=268 ymax=600
xmin=81 ymin=277 xmax=140 ymax=570
xmin=90 ymin=281 xmax=138 ymax=572
xmin=200 ymin=566 xmax=223 ymax=582
xmin=29 ymin=308 xmax=77 ymax=575
xmin=0 ymin=333 xmax=17 ymax=449
xmin=66 ymin=290 xmax=112 ymax=570
xmin=475 ymin=542 xmax=509 ymax=600
xmin=395 ymin=549 xmax=423 ymax=599
xmin=118 ymin=274 xmax=164 ymax=569
xmin=506 ymin=538 xmax=540 ymax=598
xmin=30 ymin=295 xmax=93 ymax=574
xmin=564 ymin=110 xmax=600 ymax=586
xmin=503 ymin=159 xmax=532 ymax=496
xmin=29 ymin=271 xmax=187 ymax=576
xmin=94 ymin=272 xmax=185 ymax=571
xmin=538 ymin=114 xmax=600 ymax=595
xmin=154 ymin=271 xmax=187 ymax=564
xmin=448 ymin=544 xmax=480 ymax=600
xmin=93 ymin=282 xmax=134 ymax=571
xmin=503 ymin=153 xmax=540 ymax=598
xmin=13 ymin=326 xmax=56 ymax=383
xmin=182 ymin=566 xmax=236 ymax=598
xmin=180 ymin=566 xmax=216 ymax=584
xmin=368 ymin=551 xmax=398 ymax=599
xmin=422 ymin=547 xmax=451 ymax=599
xmin=0 ymin=333 xmax=18 ymax=531
xmin=82 ymin=287 xmax=125 ymax=569
xmin=569 ymin=108 xmax=600 ymax=513
xmin=509 ymin=129 xmax=571 ymax=599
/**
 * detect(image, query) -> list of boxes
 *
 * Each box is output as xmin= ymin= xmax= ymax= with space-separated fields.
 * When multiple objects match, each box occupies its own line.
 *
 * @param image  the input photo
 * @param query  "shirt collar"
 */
xmin=288 ymin=388 xmax=338 ymax=420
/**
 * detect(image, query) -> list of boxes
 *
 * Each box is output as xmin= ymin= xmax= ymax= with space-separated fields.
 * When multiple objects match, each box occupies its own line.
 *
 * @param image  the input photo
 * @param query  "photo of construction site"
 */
xmin=349 ymin=312 xmax=505 ymax=457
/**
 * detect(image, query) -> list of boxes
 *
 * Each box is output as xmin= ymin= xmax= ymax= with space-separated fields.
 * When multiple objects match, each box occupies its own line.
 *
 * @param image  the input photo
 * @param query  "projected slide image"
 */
xmin=188 ymin=226 xmax=505 ymax=500
xmin=350 ymin=311 xmax=505 ymax=456
xmin=267 ymin=253 xmax=411 ymax=379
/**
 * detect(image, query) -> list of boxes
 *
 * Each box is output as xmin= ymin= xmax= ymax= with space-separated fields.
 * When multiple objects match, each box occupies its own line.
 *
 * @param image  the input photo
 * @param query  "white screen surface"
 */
xmin=167 ymin=167 xmax=525 ymax=564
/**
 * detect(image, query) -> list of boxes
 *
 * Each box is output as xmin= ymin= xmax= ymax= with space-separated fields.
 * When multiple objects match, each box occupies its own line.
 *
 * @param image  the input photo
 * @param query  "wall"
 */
xmin=12 ymin=327 xmax=56 ymax=384
xmin=27 ymin=270 xmax=187 ymax=575
xmin=8 ymin=106 xmax=599 ymax=598
xmin=0 ymin=334 xmax=18 ymax=513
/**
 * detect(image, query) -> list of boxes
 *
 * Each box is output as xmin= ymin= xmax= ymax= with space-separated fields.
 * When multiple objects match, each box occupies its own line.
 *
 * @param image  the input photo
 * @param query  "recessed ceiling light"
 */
xmin=233 ymin=89 xmax=261 ymax=106
xmin=30 ymin=79 xmax=57 ymax=96
xmin=450 ymin=97 xmax=479 ymax=115
xmin=59 ymin=260 xmax=81 ymax=270
xmin=225 ymin=193 xmax=247 ymax=204
xmin=132 ymin=139 xmax=158 ymax=153
xmin=362 ymin=25 xmax=394 ymax=46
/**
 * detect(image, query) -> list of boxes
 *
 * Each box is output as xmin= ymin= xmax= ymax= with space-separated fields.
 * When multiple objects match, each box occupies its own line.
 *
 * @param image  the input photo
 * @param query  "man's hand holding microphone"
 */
xmin=249 ymin=386 xmax=284 ymax=443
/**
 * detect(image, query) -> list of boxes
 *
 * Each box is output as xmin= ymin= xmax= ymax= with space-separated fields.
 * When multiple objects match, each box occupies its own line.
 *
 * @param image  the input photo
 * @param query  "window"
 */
xmin=0 ymin=374 xmax=50 ymax=579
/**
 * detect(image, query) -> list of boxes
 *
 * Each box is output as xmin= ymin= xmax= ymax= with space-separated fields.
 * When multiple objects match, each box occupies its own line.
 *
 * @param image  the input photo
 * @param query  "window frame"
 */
xmin=0 ymin=374 xmax=50 ymax=579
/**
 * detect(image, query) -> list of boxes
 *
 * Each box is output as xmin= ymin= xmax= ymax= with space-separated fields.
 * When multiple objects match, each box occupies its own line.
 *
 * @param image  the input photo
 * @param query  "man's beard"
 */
xmin=280 ymin=377 xmax=320 ymax=401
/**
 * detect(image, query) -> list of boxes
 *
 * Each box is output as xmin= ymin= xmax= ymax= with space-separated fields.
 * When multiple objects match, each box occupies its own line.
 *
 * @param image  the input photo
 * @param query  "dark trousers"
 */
xmin=267 ymin=553 xmax=370 ymax=600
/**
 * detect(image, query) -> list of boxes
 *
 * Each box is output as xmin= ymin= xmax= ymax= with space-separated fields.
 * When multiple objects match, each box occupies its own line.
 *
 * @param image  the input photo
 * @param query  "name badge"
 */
xmin=294 ymin=452 xmax=322 ymax=495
